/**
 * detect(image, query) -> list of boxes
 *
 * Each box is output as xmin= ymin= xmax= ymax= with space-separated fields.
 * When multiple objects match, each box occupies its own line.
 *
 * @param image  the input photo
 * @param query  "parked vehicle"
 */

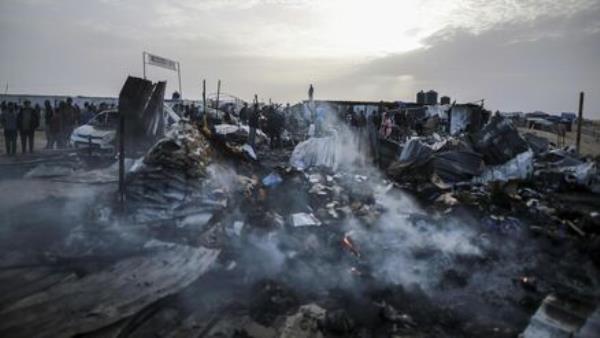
xmin=70 ymin=104 xmax=180 ymax=152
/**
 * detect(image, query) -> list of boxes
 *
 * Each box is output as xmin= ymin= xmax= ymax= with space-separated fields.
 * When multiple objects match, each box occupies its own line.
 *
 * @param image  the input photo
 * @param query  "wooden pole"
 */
xmin=215 ymin=80 xmax=221 ymax=110
xmin=576 ymin=91 xmax=584 ymax=155
xmin=177 ymin=62 xmax=182 ymax=98
xmin=202 ymin=79 xmax=207 ymax=127
xmin=142 ymin=52 xmax=146 ymax=80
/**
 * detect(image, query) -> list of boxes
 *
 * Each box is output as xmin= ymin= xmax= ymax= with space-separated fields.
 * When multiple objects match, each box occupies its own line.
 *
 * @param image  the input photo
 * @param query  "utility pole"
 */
xmin=177 ymin=62 xmax=182 ymax=98
xmin=142 ymin=52 xmax=146 ymax=79
xmin=202 ymin=79 xmax=207 ymax=127
xmin=215 ymin=80 xmax=221 ymax=110
xmin=576 ymin=91 xmax=584 ymax=155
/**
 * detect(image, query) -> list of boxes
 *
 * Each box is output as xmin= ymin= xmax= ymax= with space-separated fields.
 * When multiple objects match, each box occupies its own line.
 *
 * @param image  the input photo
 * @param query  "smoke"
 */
xmin=224 ymin=103 xmax=489 ymax=298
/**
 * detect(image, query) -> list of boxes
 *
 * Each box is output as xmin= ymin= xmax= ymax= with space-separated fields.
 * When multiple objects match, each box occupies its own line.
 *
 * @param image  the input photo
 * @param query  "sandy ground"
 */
xmin=0 ymin=178 xmax=115 ymax=214
xmin=518 ymin=127 xmax=600 ymax=156
xmin=0 ymin=130 xmax=51 ymax=155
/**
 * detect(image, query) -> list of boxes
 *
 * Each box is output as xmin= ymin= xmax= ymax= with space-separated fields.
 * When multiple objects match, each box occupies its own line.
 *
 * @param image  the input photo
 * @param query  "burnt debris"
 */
xmin=0 ymin=84 xmax=599 ymax=338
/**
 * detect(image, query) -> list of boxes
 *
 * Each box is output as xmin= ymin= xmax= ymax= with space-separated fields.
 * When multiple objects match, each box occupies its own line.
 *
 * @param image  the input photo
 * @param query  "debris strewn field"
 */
xmin=0 ymin=80 xmax=599 ymax=338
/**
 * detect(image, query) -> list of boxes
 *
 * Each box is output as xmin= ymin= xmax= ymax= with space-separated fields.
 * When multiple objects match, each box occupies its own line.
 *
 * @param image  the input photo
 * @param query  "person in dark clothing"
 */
xmin=415 ymin=119 xmax=424 ymax=136
xmin=62 ymin=98 xmax=76 ymax=147
xmin=239 ymin=103 xmax=249 ymax=125
xmin=49 ymin=102 xmax=63 ymax=149
xmin=223 ymin=108 xmax=233 ymax=124
xmin=1 ymin=102 xmax=18 ymax=155
xmin=356 ymin=110 xmax=367 ymax=153
xmin=368 ymin=110 xmax=381 ymax=165
xmin=248 ymin=102 xmax=260 ymax=149
xmin=73 ymin=103 xmax=81 ymax=126
xmin=350 ymin=110 xmax=358 ymax=129
xmin=345 ymin=106 xmax=353 ymax=125
xmin=44 ymin=100 xmax=54 ymax=149
xmin=17 ymin=100 xmax=39 ymax=153
xmin=267 ymin=108 xmax=284 ymax=149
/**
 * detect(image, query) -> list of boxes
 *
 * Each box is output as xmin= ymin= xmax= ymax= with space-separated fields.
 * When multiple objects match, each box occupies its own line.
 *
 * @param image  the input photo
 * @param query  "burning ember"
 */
xmin=342 ymin=233 xmax=361 ymax=257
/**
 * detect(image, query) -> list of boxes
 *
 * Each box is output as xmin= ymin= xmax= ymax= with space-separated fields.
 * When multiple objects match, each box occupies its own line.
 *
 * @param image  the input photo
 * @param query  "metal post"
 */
xmin=202 ymin=79 xmax=207 ymax=127
xmin=177 ymin=62 xmax=182 ymax=98
xmin=215 ymin=80 xmax=221 ymax=110
xmin=118 ymin=109 xmax=125 ymax=209
xmin=576 ymin=91 xmax=584 ymax=155
xmin=142 ymin=52 xmax=146 ymax=79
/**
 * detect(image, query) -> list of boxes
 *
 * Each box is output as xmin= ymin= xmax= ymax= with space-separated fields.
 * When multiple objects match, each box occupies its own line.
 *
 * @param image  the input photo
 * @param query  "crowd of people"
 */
xmin=2 ymin=89 xmax=431 ymax=161
xmin=0 ymin=99 xmax=114 ymax=156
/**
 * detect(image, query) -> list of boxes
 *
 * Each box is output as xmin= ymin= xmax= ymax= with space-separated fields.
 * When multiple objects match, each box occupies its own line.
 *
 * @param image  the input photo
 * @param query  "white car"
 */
xmin=70 ymin=104 xmax=180 ymax=152
xmin=70 ymin=110 xmax=119 ymax=151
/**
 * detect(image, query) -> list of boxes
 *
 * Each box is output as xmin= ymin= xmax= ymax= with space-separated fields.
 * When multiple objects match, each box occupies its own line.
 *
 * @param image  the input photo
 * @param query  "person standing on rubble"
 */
xmin=356 ymin=110 xmax=368 ymax=156
xmin=368 ymin=109 xmax=381 ymax=165
xmin=248 ymin=101 xmax=259 ymax=149
xmin=16 ymin=100 xmax=39 ymax=153
xmin=1 ymin=102 xmax=18 ymax=156
xmin=380 ymin=108 xmax=393 ymax=139
xmin=270 ymin=107 xmax=284 ymax=148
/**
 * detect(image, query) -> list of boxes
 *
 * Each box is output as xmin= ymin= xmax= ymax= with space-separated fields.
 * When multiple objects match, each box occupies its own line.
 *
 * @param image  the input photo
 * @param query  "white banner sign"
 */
xmin=146 ymin=53 xmax=177 ymax=71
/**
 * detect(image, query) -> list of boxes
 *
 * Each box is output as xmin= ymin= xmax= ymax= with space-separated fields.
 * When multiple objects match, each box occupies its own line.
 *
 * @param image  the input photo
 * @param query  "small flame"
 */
xmin=342 ymin=234 xmax=361 ymax=257
xmin=349 ymin=266 xmax=362 ymax=276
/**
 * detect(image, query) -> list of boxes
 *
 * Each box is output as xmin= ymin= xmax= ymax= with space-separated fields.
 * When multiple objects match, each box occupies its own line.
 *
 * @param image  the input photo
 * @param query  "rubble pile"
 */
xmin=125 ymin=120 xmax=219 ymax=221
xmin=1 ymin=99 xmax=599 ymax=338
xmin=387 ymin=116 xmax=600 ymax=244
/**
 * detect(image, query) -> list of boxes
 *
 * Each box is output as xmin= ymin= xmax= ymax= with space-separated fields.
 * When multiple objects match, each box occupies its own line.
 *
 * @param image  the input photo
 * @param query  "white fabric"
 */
xmin=290 ymin=131 xmax=339 ymax=170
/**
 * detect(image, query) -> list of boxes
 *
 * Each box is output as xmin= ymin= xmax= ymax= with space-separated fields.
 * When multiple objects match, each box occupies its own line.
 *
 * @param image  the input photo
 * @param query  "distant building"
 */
xmin=500 ymin=111 xmax=524 ymax=119
xmin=424 ymin=90 xmax=438 ymax=105
xmin=561 ymin=112 xmax=577 ymax=122
xmin=440 ymin=96 xmax=451 ymax=105
xmin=416 ymin=91 xmax=425 ymax=105
xmin=526 ymin=111 xmax=549 ymax=119
xmin=416 ymin=90 xmax=438 ymax=105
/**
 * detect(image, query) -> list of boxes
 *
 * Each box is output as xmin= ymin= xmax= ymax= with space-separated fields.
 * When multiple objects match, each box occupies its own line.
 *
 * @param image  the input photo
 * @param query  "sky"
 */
xmin=1 ymin=0 xmax=599 ymax=117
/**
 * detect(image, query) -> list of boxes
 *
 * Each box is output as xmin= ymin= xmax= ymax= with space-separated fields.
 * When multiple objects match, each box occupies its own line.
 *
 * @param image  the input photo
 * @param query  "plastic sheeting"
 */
xmin=431 ymin=151 xmax=484 ymax=184
xmin=290 ymin=132 xmax=339 ymax=170
xmin=426 ymin=104 xmax=450 ymax=119
xmin=398 ymin=138 xmax=433 ymax=164
xmin=449 ymin=106 xmax=470 ymax=135
xmin=473 ymin=150 xmax=534 ymax=183
xmin=290 ymin=213 xmax=322 ymax=227
xmin=262 ymin=172 xmax=283 ymax=187
xmin=563 ymin=161 xmax=597 ymax=187
xmin=472 ymin=115 xmax=529 ymax=165
xmin=214 ymin=124 xmax=268 ymax=144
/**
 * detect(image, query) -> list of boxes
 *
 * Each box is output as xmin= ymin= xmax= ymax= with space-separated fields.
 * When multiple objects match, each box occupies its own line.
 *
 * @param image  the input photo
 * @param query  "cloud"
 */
xmin=321 ymin=5 xmax=600 ymax=115
xmin=0 ymin=0 xmax=598 ymax=116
